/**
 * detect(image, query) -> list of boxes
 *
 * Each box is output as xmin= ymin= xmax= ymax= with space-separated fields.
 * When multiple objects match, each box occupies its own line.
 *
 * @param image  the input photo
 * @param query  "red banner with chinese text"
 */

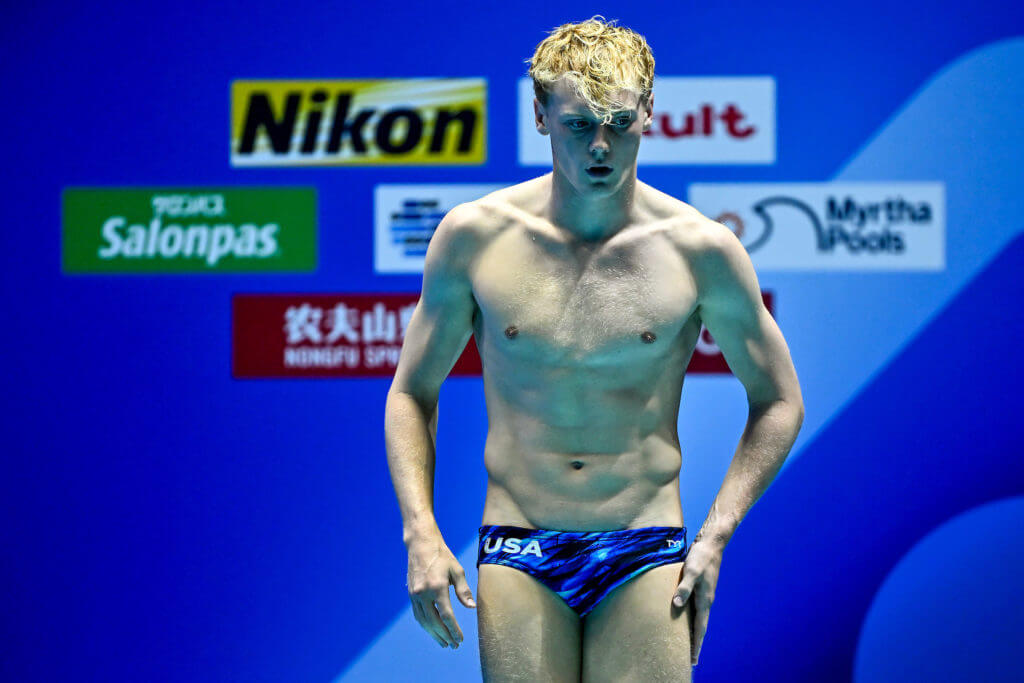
xmin=232 ymin=293 xmax=482 ymax=378
xmin=232 ymin=292 xmax=773 ymax=378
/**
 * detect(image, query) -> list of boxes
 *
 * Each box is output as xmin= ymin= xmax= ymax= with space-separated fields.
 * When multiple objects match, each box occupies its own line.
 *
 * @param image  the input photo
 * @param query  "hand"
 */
xmin=407 ymin=536 xmax=476 ymax=649
xmin=672 ymin=537 xmax=724 ymax=667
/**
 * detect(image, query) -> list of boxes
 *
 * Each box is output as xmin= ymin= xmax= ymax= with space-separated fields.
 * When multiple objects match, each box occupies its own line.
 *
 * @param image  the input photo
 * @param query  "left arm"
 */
xmin=674 ymin=220 xmax=805 ymax=666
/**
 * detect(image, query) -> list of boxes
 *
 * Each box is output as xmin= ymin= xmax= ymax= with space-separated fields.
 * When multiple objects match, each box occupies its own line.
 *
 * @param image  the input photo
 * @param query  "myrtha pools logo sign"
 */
xmin=687 ymin=183 xmax=945 ymax=270
xmin=62 ymin=188 xmax=317 ymax=273
xmin=231 ymin=79 xmax=486 ymax=166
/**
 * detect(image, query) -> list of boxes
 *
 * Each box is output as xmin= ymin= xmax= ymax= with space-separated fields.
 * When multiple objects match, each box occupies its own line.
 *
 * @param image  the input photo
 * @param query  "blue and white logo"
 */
xmin=688 ymin=182 xmax=946 ymax=271
xmin=374 ymin=184 xmax=504 ymax=274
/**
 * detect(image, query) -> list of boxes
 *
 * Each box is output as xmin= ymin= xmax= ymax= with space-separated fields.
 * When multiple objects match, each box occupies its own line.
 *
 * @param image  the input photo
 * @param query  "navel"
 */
xmin=504 ymin=325 xmax=519 ymax=339
xmin=571 ymin=460 xmax=584 ymax=470
xmin=640 ymin=330 xmax=657 ymax=344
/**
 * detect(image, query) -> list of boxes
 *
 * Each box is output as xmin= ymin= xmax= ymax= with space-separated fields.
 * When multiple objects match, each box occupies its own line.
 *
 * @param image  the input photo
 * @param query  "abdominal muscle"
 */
xmin=480 ymin=411 xmax=686 ymax=532
xmin=475 ymin=318 xmax=698 ymax=532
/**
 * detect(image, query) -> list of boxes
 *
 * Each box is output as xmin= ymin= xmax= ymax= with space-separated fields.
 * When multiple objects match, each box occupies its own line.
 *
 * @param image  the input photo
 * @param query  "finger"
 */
xmin=450 ymin=566 xmax=476 ymax=608
xmin=416 ymin=596 xmax=451 ymax=647
xmin=691 ymin=592 xmax=713 ymax=666
xmin=426 ymin=600 xmax=458 ymax=648
xmin=412 ymin=599 xmax=447 ymax=648
xmin=435 ymin=591 xmax=464 ymax=648
xmin=673 ymin=568 xmax=699 ymax=607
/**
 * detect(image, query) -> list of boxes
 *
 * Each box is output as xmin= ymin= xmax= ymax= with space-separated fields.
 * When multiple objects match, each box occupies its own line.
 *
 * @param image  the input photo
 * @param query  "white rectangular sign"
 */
xmin=374 ymin=184 xmax=504 ymax=274
xmin=518 ymin=76 xmax=775 ymax=166
xmin=687 ymin=182 xmax=946 ymax=271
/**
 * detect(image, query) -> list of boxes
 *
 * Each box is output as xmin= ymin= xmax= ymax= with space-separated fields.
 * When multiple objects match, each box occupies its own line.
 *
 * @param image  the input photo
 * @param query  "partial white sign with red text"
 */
xmin=517 ymin=76 xmax=775 ymax=166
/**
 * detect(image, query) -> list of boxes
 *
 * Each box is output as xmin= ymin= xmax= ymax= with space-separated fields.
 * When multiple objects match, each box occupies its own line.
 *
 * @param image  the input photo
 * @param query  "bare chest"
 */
xmin=471 ymin=227 xmax=698 ymax=366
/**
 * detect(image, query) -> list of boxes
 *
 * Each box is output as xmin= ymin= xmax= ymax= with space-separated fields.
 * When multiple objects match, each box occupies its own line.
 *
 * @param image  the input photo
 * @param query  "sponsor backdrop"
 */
xmin=3 ymin=1 xmax=1023 ymax=681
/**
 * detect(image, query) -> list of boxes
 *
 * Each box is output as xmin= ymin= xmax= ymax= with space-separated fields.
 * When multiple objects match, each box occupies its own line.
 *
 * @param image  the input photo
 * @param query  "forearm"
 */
xmin=697 ymin=398 xmax=804 ymax=548
xmin=384 ymin=388 xmax=442 ymax=545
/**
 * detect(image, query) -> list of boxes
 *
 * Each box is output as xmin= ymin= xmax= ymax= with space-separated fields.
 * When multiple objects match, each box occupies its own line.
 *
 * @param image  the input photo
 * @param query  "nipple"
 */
xmin=505 ymin=325 xmax=519 ymax=339
xmin=640 ymin=330 xmax=657 ymax=344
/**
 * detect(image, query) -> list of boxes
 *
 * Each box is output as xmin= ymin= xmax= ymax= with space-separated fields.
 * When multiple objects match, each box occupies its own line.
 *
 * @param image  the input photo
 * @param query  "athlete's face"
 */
xmin=534 ymin=77 xmax=653 ymax=196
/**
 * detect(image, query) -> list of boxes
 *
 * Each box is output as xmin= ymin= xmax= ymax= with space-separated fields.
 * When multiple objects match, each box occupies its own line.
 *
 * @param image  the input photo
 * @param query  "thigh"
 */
xmin=581 ymin=562 xmax=691 ymax=683
xmin=477 ymin=563 xmax=582 ymax=683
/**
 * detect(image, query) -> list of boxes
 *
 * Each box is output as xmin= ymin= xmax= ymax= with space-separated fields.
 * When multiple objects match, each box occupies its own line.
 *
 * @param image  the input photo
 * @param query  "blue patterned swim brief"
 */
xmin=477 ymin=524 xmax=688 ymax=617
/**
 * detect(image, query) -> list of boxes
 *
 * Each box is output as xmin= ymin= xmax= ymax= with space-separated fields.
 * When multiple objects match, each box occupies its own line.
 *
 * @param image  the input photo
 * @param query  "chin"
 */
xmin=581 ymin=174 xmax=621 ymax=193
xmin=586 ymin=183 xmax=618 ymax=196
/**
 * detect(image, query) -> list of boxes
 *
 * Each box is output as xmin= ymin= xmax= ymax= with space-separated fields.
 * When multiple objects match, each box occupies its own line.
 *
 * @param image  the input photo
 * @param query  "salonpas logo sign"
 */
xmin=62 ymin=187 xmax=317 ymax=273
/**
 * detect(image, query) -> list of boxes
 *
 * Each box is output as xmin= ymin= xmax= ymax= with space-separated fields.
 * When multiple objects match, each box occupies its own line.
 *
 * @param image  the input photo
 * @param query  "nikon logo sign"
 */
xmin=62 ymin=187 xmax=317 ymax=273
xmin=231 ymin=79 xmax=486 ymax=166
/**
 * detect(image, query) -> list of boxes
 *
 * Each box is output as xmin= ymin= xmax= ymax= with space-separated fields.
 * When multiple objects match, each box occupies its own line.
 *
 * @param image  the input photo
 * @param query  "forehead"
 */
xmin=544 ymin=77 xmax=643 ymax=114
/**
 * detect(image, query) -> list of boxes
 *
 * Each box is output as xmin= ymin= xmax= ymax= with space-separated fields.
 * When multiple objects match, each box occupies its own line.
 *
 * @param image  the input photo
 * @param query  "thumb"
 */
xmin=451 ymin=566 xmax=477 ymax=608
xmin=674 ymin=575 xmax=695 ymax=608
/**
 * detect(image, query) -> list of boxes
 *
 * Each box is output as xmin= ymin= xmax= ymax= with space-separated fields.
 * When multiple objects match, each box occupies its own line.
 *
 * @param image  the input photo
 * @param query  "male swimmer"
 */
xmin=385 ymin=17 xmax=804 ymax=682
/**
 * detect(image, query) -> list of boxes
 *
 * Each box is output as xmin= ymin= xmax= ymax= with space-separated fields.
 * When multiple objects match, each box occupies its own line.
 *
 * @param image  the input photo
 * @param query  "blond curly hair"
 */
xmin=526 ymin=16 xmax=655 ymax=124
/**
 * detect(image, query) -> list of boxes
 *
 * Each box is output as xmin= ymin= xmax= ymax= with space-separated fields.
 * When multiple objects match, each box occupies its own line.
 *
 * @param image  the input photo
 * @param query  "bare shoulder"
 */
xmin=477 ymin=174 xmax=552 ymax=223
xmin=424 ymin=197 xmax=502 ymax=277
xmin=638 ymin=183 xmax=755 ymax=299
xmin=427 ymin=176 xmax=546 ymax=270
xmin=674 ymin=214 xmax=747 ymax=271
xmin=639 ymin=183 xmax=740 ymax=258
xmin=425 ymin=200 xmax=489 ymax=265
xmin=677 ymin=217 xmax=757 ymax=307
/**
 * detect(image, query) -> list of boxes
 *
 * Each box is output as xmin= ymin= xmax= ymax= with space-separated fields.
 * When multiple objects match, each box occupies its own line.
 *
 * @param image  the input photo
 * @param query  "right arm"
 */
xmin=384 ymin=202 xmax=482 ymax=650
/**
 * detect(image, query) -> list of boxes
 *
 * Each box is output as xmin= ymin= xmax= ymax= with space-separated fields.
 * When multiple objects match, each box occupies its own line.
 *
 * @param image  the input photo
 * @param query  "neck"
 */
xmin=548 ymin=167 xmax=638 ymax=242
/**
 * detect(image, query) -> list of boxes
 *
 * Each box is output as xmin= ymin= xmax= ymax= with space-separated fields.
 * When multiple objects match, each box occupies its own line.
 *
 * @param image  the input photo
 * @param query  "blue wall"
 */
xmin=3 ymin=2 xmax=1023 ymax=681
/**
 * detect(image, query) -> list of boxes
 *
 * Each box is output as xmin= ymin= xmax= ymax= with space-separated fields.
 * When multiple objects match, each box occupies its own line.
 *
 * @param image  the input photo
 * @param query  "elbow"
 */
xmin=780 ymin=390 xmax=805 ymax=426
xmin=777 ymin=381 xmax=805 ymax=430
xmin=783 ymin=392 xmax=805 ymax=435
xmin=749 ymin=393 xmax=804 ymax=431
xmin=385 ymin=385 xmax=439 ymax=423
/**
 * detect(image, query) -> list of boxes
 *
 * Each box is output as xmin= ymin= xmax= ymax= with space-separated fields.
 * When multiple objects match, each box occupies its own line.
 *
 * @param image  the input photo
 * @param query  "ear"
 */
xmin=642 ymin=92 xmax=654 ymax=132
xmin=534 ymin=98 xmax=550 ymax=136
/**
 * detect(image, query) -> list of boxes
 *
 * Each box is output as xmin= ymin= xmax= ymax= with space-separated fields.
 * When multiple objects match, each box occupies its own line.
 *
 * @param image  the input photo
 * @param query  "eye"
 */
xmin=613 ymin=117 xmax=632 ymax=127
xmin=566 ymin=119 xmax=590 ymax=130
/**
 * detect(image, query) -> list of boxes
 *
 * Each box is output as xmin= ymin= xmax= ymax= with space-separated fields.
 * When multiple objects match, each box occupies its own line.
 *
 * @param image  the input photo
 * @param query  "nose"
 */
xmin=589 ymin=124 xmax=610 ymax=159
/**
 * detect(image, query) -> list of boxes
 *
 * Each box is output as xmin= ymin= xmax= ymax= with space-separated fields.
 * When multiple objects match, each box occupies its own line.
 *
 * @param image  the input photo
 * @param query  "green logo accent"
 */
xmin=62 ymin=187 xmax=317 ymax=273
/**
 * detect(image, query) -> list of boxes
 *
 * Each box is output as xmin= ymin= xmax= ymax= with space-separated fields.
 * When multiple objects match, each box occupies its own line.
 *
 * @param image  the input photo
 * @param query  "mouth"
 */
xmin=586 ymin=165 xmax=613 ymax=178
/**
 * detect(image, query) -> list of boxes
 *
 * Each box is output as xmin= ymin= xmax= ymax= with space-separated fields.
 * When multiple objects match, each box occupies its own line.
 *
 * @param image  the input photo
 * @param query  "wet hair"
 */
xmin=526 ymin=16 xmax=655 ymax=124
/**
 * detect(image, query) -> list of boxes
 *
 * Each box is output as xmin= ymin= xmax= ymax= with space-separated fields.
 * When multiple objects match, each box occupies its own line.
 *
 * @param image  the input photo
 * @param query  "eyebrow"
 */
xmin=560 ymin=110 xmax=634 ymax=119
